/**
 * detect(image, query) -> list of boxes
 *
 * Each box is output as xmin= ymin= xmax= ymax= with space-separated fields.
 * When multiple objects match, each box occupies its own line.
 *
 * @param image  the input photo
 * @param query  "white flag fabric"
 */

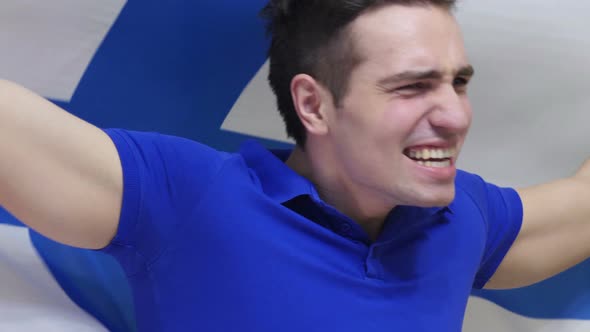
xmin=1 ymin=0 xmax=589 ymax=331
xmin=0 ymin=224 xmax=107 ymax=331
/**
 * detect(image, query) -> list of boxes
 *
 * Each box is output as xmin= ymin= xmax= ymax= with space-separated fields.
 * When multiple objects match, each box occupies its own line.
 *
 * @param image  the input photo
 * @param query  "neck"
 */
xmin=285 ymin=145 xmax=394 ymax=241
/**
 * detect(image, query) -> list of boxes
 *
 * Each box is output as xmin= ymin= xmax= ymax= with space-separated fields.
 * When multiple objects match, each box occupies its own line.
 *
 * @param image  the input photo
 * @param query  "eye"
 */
xmin=453 ymin=77 xmax=470 ymax=89
xmin=398 ymin=82 xmax=430 ymax=91
xmin=394 ymin=82 xmax=432 ymax=96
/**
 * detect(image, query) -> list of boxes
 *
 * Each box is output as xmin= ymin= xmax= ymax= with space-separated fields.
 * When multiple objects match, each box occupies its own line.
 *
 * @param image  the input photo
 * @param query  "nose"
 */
xmin=429 ymin=85 xmax=472 ymax=134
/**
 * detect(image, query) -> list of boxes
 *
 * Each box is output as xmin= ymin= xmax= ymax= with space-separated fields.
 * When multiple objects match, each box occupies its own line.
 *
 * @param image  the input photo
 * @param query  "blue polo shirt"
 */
xmin=101 ymin=129 xmax=523 ymax=332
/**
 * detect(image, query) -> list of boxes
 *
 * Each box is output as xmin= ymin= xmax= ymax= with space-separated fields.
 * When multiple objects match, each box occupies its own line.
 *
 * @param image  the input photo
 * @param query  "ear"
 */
xmin=290 ymin=74 xmax=331 ymax=136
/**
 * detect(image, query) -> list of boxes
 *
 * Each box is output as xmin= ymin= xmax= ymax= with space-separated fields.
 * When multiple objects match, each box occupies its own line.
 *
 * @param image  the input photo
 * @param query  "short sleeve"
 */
xmin=99 ymin=129 xmax=229 ymax=275
xmin=457 ymin=171 xmax=524 ymax=289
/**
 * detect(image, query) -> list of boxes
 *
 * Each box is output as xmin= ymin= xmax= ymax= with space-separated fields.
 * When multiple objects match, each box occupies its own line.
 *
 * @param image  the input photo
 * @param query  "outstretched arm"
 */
xmin=0 ymin=80 xmax=122 ymax=249
xmin=485 ymin=159 xmax=590 ymax=289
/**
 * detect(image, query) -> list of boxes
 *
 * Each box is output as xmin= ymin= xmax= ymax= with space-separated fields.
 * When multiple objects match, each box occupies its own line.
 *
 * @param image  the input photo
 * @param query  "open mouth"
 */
xmin=403 ymin=147 xmax=455 ymax=168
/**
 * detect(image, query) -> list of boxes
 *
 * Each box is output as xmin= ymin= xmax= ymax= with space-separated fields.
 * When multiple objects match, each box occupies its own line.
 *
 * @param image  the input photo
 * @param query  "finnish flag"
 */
xmin=1 ymin=0 xmax=589 ymax=331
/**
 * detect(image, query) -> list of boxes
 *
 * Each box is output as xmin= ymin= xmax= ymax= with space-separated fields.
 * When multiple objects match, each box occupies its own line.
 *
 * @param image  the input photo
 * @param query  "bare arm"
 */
xmin=485 ymin=159 xmax=590 ymax=289
xmin=0 ymin=80 xmax=122 ymax=249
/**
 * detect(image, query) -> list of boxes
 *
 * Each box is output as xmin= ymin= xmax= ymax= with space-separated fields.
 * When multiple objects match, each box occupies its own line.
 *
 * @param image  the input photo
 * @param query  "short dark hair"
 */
xmin=260 ymin=0 xmax=457 ymax=146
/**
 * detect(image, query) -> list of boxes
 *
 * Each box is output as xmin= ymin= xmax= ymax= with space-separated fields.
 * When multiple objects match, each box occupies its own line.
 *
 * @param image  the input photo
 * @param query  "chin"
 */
xmin=413 ymin=188 xmax=455 ymax=208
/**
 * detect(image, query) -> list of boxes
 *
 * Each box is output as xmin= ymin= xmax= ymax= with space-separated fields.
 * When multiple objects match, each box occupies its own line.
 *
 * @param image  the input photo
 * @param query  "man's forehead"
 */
xmin=348 ymin=5 xmax=467 ymax=76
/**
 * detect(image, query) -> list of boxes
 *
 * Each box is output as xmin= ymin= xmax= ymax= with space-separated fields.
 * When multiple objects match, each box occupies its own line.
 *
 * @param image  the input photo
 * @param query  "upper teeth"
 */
xmin=408 ymin=148 xmax=455 ymax=160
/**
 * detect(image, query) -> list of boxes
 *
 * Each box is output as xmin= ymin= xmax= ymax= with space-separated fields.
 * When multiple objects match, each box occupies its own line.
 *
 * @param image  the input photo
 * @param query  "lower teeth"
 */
xmin=416 ymin=160 xmax=450 ymax=168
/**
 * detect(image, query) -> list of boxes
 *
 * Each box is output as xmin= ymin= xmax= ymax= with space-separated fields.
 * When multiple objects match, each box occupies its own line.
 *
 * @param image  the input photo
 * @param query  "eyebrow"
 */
xmin=377 ymin=65 xmax=475 ymax=86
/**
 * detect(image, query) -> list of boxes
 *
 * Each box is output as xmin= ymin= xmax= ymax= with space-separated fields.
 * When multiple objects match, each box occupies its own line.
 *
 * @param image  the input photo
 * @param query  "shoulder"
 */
xmin=454 ymin=169 xmax=490 ymax=208
xmin=104 ymin=128 xmax=238 ymax=174
xmin=454 ymin=169 xmax=523 ymax=226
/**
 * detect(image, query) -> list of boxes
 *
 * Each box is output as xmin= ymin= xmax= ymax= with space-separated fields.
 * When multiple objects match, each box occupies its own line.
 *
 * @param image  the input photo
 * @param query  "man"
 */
xmin=0 ymin=0 xmax=588 ymax=331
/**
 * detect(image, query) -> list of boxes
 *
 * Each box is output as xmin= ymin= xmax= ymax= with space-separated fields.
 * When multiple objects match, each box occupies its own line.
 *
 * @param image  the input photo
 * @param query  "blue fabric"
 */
xmin=30 ymin=232 xmax=136 ymax=332
xmin=1 ymin=0 xmax=589 ymax=328
xmin=100 ymin=128 xmax=523 ymax=332
xmin=472 ymin=260 xmax=590 ymax=319
xmin=0 ymin=207 xmax=24 ymax=227
xmin=0 ymin=207 xmax=135 ymax=331
xmin=61 ymin=0 xmax=280 ymax=152
xmin=23 ymin=1 xmax=282 ymax=330
xmin=455 ymin=172 xmax=525 ymax=288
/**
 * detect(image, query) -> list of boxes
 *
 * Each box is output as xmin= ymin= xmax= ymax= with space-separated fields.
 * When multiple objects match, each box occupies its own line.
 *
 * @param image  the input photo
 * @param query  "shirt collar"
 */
xmin=239 ymin=140 xmax=316 ymax=203
xmin=238 ymin=139 xmax=454 ymax=214
xmin=376 ymin=205 xmax=453 ymax=243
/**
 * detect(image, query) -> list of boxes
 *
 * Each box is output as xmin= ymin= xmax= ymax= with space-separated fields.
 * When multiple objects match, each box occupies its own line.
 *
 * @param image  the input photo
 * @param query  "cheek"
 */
xmin=334 ymin=111 xmax=394 ymax=169
xmin=334 ymin=104 xmax=381 ymax=141
xmin=380 ymin=100 xmax=428 ymax=137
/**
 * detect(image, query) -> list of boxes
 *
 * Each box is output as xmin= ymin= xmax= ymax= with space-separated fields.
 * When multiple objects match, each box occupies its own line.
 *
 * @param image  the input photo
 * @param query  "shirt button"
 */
xmin=337 ymin=222 xmax=352 ymax=236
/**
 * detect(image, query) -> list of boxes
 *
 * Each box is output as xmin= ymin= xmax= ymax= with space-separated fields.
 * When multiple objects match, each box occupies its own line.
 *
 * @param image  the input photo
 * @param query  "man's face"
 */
xmin=326 ymin=4 xmax=473 ymax=208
